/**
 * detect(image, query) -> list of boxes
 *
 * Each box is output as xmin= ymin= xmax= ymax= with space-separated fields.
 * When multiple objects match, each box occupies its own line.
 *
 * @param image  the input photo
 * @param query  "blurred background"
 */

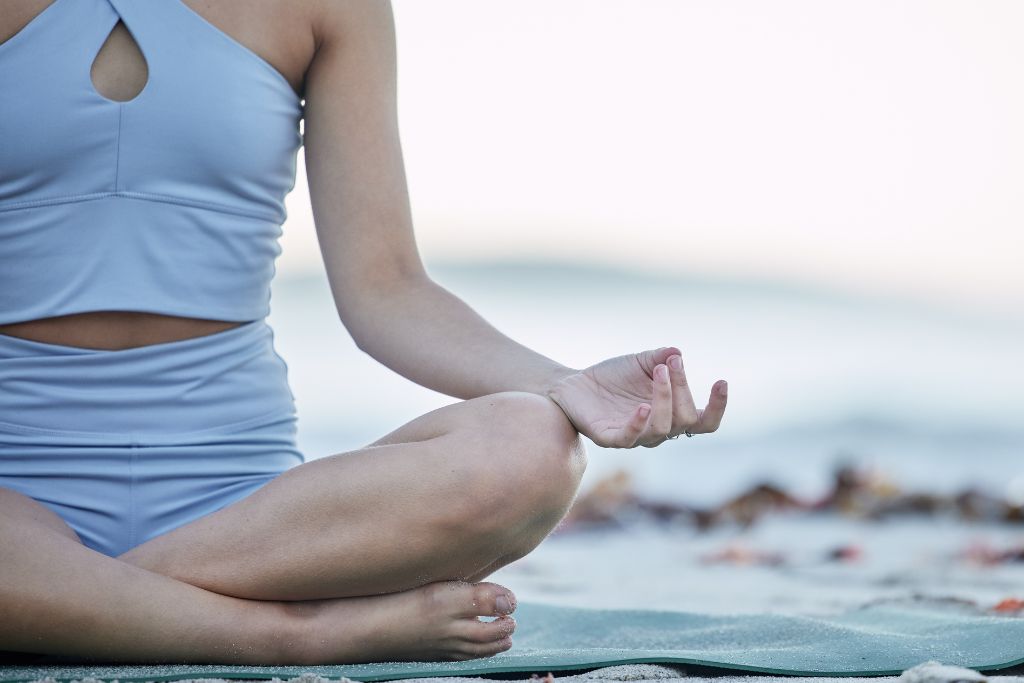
xmin=266 ymin=1 xmax=1024 ymax=613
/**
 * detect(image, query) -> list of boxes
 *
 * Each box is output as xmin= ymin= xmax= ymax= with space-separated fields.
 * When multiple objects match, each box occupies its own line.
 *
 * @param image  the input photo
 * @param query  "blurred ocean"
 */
xmin=266 ymin=260 xmax=1024 ymax=508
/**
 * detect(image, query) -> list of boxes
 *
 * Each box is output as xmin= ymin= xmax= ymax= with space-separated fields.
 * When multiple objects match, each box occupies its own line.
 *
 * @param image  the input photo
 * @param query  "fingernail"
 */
xmin=669 ymin=356 xmax=681 ymax=371
xmin=496 ymin=594 xmax=514 ymax=614
xmin=719 ymin=381 xmax=728 ymax=397
xmin=639 ymin=404 xmax=651 ymax=417
xmin=658 ymin=364 xmax=669 ymax=380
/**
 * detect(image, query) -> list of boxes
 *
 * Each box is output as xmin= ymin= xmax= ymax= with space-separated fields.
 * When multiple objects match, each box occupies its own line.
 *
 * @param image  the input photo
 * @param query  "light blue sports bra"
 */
xmin=0 ymin=0 xmax=304 ymax=325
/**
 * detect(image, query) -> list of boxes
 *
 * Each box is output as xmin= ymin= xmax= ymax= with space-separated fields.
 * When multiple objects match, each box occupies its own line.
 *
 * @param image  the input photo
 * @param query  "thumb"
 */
xmin=636 ymin=346 xmax=680 ymax=375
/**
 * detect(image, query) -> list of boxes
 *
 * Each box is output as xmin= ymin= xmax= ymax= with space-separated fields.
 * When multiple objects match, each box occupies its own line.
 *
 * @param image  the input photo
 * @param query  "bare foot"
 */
xmin=288 ymin=580 xmax=518 ymax=663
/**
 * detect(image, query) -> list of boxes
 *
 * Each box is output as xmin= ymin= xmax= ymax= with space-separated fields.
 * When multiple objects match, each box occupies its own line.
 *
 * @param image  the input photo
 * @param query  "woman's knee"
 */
xmin=453 ymin=391 xmax=587 ymax=532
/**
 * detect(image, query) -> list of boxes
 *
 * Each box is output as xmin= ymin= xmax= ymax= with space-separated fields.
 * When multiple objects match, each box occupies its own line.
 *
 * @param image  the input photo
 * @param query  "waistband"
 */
xmin=0 ymin=319 xmax=296 ymax=445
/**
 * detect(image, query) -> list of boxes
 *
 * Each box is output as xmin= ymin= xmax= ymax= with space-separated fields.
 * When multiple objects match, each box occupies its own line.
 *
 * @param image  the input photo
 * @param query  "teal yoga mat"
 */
xmin=2 ymin=601 xmax=1023 ymax=683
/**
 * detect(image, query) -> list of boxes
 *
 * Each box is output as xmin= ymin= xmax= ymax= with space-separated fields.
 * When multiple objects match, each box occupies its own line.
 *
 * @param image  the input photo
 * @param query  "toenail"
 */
xmin=496 ymin=594 xmax=513 ymax=614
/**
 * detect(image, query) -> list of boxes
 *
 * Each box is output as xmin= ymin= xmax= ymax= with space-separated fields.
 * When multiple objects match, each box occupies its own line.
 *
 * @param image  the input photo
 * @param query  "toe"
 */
xmin=453 ymin=635 xmax=514 ymax=660
xmin=456 ymin=614 xmax=517 ymax=643
xmin=467 ymin=581 xmax=517 ymax=617
xmin=434 ymin=580 xmax=516 ymax=618
xmin=423 ymin=580 xmax=517 ymax=619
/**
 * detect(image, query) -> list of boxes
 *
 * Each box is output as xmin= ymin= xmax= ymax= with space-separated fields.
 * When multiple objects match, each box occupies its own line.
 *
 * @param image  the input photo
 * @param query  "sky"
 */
xmin=277 ymin=0 xmax=1023 ymax=319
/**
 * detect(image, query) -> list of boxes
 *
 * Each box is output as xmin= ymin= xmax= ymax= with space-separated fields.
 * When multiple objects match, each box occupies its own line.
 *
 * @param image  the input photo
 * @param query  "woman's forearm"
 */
xmin=340 ymin=275 xmax=578 ymax=400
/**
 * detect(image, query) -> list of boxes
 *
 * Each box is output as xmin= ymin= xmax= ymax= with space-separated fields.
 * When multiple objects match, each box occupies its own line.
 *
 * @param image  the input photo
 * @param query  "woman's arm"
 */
xmin=303 ymin=2 xmax=575 ymax=400
xmin=334 ymin=275 xmax=580 ymax=400
xmin=303 ymin=2 xmax=728 ymax=447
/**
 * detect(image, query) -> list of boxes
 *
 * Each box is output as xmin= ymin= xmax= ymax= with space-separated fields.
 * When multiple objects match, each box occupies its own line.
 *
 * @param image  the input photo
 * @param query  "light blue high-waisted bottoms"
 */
xmin=0 ymin=319 xmax=305 ymax=558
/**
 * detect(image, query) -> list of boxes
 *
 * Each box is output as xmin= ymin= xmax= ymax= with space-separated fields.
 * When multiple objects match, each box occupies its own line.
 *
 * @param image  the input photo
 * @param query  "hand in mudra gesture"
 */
xmin=547 ymin=346 xmax=728 ymax=448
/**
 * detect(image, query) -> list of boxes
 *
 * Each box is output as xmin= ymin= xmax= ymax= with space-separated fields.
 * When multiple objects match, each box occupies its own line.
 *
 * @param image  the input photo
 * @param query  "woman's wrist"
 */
xmin=540 ymin=364 xmax=580 ymax=401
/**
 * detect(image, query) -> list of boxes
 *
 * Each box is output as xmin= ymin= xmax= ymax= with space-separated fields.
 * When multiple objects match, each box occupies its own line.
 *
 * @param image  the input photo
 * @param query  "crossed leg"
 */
xmin=1 ymin=391 xmax=587 ymax=664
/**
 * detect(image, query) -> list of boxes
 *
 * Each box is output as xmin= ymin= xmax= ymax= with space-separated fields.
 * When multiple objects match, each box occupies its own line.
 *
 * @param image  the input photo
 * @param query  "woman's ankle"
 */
xmin=251 ymin=599 xmax=318 ymax=665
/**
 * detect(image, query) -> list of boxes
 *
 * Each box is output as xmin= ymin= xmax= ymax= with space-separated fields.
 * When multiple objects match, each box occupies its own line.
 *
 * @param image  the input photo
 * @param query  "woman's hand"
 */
xmin=545 ymin=346 xmax=728 ymax=448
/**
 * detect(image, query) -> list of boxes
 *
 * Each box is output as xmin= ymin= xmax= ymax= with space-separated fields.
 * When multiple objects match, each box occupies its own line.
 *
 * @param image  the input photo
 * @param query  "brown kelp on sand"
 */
xmin=555 ymin=465 xmax=1024 ymax=533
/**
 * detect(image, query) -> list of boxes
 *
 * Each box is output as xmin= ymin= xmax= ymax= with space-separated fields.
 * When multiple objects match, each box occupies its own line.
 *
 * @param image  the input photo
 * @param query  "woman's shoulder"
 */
xmin=310 ymin=0 xmax=395 ymax=50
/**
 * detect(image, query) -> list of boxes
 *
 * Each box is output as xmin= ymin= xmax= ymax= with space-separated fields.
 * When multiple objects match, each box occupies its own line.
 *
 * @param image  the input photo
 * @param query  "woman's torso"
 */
xmin=0 ymin=0 xmax=318 ymax=351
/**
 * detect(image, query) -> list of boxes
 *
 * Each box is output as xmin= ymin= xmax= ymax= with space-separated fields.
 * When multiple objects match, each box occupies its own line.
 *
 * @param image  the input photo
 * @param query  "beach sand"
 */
xmin=490 ymin=515 xmax=1024 ymax=617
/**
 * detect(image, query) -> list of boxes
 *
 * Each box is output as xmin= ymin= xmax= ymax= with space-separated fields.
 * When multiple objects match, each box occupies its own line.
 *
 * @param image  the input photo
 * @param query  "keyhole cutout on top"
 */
xmin=90 ymin=19 xmax=148 ymax=103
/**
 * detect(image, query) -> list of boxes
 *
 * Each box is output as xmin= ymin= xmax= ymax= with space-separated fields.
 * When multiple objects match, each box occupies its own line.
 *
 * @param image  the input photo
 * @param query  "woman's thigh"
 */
xmin=0 ymin=486 xmax=84 ymax=544
xmin=119 ymin=391 xmax=586 ymax=602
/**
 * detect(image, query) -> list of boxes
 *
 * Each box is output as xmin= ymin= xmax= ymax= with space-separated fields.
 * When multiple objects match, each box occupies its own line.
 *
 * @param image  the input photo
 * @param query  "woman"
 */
xmin=0 ymin=0 xmax=728 ymax=666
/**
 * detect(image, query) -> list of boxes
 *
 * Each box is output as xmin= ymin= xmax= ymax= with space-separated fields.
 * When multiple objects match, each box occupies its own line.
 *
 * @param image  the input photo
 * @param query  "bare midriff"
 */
xmin=0 ymin=312 xmax=247 ymax=351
